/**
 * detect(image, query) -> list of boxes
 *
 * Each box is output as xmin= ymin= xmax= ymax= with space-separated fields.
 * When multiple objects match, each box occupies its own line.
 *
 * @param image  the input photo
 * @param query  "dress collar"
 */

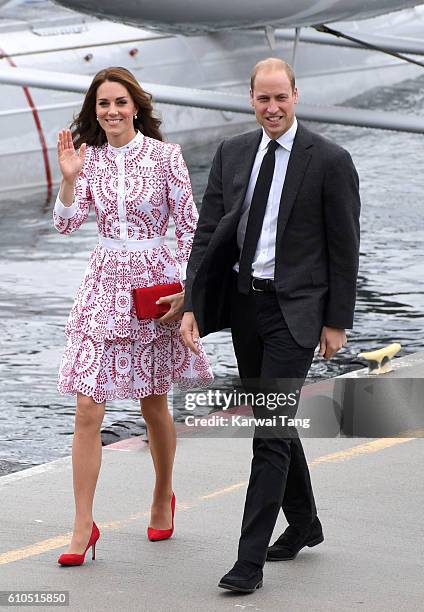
xmin=259 ymin=117 xmax=298 ymax=152
xmin=107 ymin=130 xmax=144 ymax=155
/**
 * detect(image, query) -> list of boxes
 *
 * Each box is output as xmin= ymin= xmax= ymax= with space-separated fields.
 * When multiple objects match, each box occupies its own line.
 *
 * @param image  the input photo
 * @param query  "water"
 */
xmin=1 ymin=75 xmax=424 ymax=475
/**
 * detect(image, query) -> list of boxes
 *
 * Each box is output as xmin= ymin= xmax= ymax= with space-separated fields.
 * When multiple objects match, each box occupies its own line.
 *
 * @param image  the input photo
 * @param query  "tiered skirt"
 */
xmin=57 ymin=243 xmax=213 ymax=402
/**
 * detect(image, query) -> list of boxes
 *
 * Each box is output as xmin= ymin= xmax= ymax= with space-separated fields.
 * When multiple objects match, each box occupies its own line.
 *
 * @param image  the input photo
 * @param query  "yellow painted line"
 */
xmin=0 ymin=512 xmax=149 ymax=565
xmin=200 ymin=482 xmax=248 ymax=500
xmin=0 ymin=435 xmax=420 ymax=565
xmin=309 ymin=436 xmax=418 ymax=466
xmin=198 ymin=434 xmax=421 ymax=499
xmin=0 ymin=535 xmax=72 ymax=565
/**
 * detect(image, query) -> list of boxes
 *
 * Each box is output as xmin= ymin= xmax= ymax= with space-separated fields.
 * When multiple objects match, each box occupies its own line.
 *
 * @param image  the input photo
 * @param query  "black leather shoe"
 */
xmin=267 ymin=517 xmax=324 ymax=561
xmin=218 ymin=560 xmax=263 ymax=593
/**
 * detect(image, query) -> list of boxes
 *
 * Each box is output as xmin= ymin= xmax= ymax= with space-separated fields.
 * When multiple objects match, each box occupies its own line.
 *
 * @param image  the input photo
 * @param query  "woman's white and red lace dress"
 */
xmin=53 ymin=131 xmax=213 ymax=402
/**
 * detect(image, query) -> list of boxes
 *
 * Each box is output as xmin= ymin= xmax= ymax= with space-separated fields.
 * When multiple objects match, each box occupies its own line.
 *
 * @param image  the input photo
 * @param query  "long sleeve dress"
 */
xmin=53 ymin=131 xmax=213 ymax=403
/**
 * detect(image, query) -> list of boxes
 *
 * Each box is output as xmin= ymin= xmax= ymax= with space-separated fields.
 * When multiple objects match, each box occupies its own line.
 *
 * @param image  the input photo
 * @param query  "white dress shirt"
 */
xmin=235 ymin=117 xmax=298 ymax=279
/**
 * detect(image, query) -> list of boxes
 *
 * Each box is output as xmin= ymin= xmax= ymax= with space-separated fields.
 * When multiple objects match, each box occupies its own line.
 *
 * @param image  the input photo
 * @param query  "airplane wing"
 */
xmin=0 ymin=65 xmax=423 ymax=134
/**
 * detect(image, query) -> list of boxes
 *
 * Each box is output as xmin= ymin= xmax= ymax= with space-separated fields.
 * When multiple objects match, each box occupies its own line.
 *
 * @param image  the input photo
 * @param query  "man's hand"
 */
xmin=180 ymin=311 xmax=200 ymax=354
xmin=319 ymin=326 xmax=347 ymax=359
xmin=157 ymin=291 xmax=184 ymax=323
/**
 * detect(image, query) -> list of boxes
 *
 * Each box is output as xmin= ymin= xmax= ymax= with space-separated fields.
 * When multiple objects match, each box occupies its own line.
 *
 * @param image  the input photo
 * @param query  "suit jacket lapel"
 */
xmin=231 ymin=129 xmax=262 ymax=214
xmin=275 ymin=123 xmax=313 ymax=259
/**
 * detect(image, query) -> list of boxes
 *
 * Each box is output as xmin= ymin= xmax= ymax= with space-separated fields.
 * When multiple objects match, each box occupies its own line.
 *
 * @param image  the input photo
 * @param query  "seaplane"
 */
xmin=0 ymin=0 xmax=424 ymax=201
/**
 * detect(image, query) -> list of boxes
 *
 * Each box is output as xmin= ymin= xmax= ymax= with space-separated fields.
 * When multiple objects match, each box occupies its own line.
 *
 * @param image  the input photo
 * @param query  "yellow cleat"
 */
xmin=358 ymin=342 xmax=401 ymax=375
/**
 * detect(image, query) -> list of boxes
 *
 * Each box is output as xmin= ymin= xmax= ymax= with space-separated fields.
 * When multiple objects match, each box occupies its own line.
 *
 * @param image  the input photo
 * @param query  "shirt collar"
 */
xmin=107 ymin=130 xmax=144 ymax=155
xmin=259 ymin=117 xmax=298 ymax=152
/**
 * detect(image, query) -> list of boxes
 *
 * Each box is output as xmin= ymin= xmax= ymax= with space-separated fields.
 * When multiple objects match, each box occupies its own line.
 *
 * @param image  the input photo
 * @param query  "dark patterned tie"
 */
xmin=237 ymin=139 xmax=280 ymax=294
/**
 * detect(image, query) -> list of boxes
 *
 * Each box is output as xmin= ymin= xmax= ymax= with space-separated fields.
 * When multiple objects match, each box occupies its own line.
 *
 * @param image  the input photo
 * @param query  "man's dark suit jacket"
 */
xmin=184 ymin=122 xmax=361 ymax=348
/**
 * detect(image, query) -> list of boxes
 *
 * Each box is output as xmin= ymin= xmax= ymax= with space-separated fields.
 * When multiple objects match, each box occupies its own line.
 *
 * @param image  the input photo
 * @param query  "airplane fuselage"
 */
xmin=2 ymin=0 xmax=424 ymax=200
xmin=54 ymin=0 xmax=424 ymax=33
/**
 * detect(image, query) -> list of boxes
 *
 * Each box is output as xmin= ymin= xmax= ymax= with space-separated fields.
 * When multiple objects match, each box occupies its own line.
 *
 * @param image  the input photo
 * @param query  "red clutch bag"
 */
xmin=132 ymin=282 xmax=183 ymax=320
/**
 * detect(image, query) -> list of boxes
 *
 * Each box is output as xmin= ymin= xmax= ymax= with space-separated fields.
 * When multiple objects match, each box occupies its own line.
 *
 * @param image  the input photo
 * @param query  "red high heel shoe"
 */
xmin=147 ymin=493 xmax=176 ymax=541
xmin=58 ymin=522 xmax=100 ymax=566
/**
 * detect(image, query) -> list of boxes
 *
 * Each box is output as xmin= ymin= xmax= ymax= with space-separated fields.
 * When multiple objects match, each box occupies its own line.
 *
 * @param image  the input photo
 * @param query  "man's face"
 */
xmin=250 ymin=69 xmax=298 ymax=139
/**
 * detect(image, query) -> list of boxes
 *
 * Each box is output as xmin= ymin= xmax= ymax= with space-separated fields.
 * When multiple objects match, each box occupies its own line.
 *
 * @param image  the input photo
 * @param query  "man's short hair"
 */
xmin=250 ymin=58 xmax=296 ymax=92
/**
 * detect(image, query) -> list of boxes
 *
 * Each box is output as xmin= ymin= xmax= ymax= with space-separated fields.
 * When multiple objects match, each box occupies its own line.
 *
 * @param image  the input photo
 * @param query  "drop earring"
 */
xmin=134 ymin=113 xmax=138 ymax=119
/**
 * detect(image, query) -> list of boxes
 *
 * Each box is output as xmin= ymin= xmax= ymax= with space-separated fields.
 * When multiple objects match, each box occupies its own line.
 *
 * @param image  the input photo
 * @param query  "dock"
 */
xmin=0 ymin=354 xmax=423 ymax=611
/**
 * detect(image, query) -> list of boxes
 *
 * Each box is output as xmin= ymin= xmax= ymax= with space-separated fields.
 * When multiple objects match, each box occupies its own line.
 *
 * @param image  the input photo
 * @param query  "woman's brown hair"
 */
xmin=71 ymin=67 xmax=163 ymax=147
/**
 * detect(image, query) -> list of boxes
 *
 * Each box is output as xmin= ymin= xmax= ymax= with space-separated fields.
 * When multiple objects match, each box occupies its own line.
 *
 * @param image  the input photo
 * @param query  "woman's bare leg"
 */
xmin=140 ymin=393 xmax=176 ymax=530
xmin=64 ymin=392 xmax=105 ymax=554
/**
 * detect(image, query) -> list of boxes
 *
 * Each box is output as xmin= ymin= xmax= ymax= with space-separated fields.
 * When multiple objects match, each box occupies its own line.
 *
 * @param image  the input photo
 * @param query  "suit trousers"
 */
xmin=230 ymin=273 xmax=317 ymax=567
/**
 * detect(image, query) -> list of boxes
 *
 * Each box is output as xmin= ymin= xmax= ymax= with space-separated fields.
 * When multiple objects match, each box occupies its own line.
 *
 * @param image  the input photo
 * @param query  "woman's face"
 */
xmin=95 ymin=80 xmax=138 ymax=145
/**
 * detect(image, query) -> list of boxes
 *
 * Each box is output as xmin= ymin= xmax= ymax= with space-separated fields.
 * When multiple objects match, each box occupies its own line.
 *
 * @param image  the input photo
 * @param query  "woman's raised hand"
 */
xmin=57 ymin=129 xmax=86 ymax=183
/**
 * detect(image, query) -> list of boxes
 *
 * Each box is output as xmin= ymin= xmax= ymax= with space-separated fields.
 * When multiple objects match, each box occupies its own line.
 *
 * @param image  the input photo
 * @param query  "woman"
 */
xmin=54 ymin=67 xmax=213 ymax=566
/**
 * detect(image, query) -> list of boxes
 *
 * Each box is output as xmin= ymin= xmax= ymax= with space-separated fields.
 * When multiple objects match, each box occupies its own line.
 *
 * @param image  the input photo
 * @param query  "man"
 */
xmin=181 ymin=57 xmax=360 ymax=593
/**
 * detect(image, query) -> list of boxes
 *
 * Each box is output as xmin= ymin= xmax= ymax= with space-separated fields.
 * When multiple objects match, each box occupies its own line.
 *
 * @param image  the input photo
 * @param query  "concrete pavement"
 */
xmin=0 ymin=430 xmax=423 ymax=612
